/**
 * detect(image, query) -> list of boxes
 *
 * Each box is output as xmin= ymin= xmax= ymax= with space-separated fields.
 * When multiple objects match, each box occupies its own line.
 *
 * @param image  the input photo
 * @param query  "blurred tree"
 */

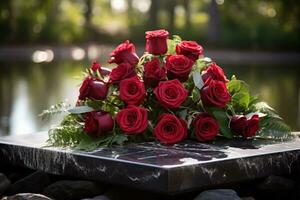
xmin=0 ymin=0 xmax=14 ymax=43
xmin=149 ymin=0 xmax=158 ymax=28
xmin=84 ymin=0 xmax=94 ymax=40
xmin=166 ymin=0 xmax=176 ymax=32
xmin=208 ymin=0 xmax=220 ymax=44
xmin=183 ymin=0 xmax=191 ymax=30
xmin=0 ymin=0 xmax=299 ymax=50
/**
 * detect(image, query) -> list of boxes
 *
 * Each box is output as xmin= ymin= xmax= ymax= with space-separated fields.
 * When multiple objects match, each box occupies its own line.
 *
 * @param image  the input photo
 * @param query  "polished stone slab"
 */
xmin=0 ymin=132 xmax=300 ymax=194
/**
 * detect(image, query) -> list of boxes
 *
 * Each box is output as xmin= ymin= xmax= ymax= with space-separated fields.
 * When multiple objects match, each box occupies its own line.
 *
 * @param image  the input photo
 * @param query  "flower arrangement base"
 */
xmin=1 ymin=131 xmax=300 ymax=194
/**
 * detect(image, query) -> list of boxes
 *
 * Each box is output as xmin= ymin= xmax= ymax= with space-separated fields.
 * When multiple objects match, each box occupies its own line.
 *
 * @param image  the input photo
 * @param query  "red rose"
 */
xmin=200 ymin=79 xmax=231 ymax=108
xmin=143 ymin=58 xmax=166 ymax=87
xmin=154 ymin=79 xmax=188 ymax=109
xmin=154 ymin=113 xmax=187 ymax=144
xmin=115 ymin=105 xmax=148 ymax=134
xmin=230 ymin=114 xmax=259 ymax=138
xmin=84 ymin=111 xmax=114 ymax=137
xmin=145 ymin=29 xmax=169 ymax=55
xmin=202 ymin=62 xmax=228 ymax=83
xmin=109 ymin=62 xmax=136 ymax=84
xmin=165 ymin=55 xmax=193 ymax=82
xmin=91 ymin=61 xmax=101 ymax=72
xmin=108 ymin=40 xmax=139 ymax=66
xmin=192 ymin=113 xmax=219 ymax=142
xmin=79 ymin=77 xmax=108 ymax=100
xmin=119 ymin=76 xmax=146 ymax=105
xmin=176 ymin=40 xmax=203 ymax=61
xmin=90 ymin=61 xmax=111 ymax=76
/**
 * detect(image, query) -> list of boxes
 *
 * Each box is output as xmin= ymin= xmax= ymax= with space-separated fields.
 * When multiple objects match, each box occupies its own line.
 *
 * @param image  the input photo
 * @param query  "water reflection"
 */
xmin=0 ymin=61 xmax=299 ymax=136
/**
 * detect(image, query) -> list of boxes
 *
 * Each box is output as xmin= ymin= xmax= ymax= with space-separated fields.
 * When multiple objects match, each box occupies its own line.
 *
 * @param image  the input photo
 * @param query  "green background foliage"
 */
xmin=0 ymin=0 xmax=299 ymax=50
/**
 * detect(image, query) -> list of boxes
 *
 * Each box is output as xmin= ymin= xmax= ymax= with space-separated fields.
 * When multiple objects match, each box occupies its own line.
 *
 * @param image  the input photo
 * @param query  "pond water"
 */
xmin=0 ymin=61 xmax=299 ymax=136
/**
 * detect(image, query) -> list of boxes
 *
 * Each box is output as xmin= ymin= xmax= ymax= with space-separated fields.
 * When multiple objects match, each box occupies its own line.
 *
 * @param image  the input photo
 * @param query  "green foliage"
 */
xmin=48 ymin=124 xmax=85 ymax=147
xmin=227 ymin=79 xmax=249 ymax=95
xmin=249 ymin=102 xmax=281 ymax=119
xmin=257 ymin=117 xmax=292 ymax=140
xmin=212 ymin=110 xmax=233 ymax=139
xmin=250 ymin=101 xmax=292 ymax=140
xmin=231 ymin=92 xmax=250 ymax=112
xmin=68 ymin=106 xmax=94 ymax=114
xmin=47 ymin=113 xmax=128 ymax=150
xmin=178 ymin=109 xmax=188 ymax=120
xmin=76 ymin=133 xmax=128 ymax=151
xmin=227 ymin=79 xmax=251 ymax=113
xmin=193 ymin=57 xmax=212 ymax=72
xmin=191 ymin=87 xmax=200 ymax=102
xmin=167 ymin=35 xmax=182 ymax=54
xmin=39 ymin=101 xmax=71 ymax=120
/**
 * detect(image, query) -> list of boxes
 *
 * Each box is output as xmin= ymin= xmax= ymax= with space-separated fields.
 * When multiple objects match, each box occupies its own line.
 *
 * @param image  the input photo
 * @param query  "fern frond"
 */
xmin=39 ymin=101 xmax=71 ymax=120
xmin=257 ymin=117 xmax=293 ymax=140
xmin=47 ymin=113 xmax=128 ymax=150
xmin=250 ymin=102 xmax=281 ymax=119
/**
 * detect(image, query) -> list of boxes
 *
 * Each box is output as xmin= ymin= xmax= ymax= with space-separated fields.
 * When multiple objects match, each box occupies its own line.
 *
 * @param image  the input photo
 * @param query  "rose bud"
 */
xmin=201 ymin=62 xmax=228 ymax=84
xmin=78 ymin=77 xmax=108 ymax=100
xmin=119 ymin=76 xmax=146 ymax=105
xmin=176 ymin=40 xmax=203 ymax=61
xmin=230 ymin=114 xmax=259 ymax=138
xmin=90 ymin=61 xmax=111 ymax=76
xmin=109 ymin=62 xmax=136 ymax=84
xmin=154 ymin=79 xmax=188 ymax=109
xmin=84 ymin=111 xmax=114 ymax=137
xmin=154 ymin=113 xmax=187 ymax=144
xmin=200 ymin=79 xmax=231 ymax=108
xmin=115 ymin=105 xmax=148 ymax=135
xmin=165 ymin=55 xmax=193 ymax=82
xmin=145 ymin=29 xmax=169 ymax=55
xmin=143 ymin=58 xmax=166 ymax=87
xmin=91 ymin=61 xmax=101 ymax=72
xmin=192 ymin=113 xmax=219 ymax=142
xmin=108 ymin=40 xmax=139 ymax=66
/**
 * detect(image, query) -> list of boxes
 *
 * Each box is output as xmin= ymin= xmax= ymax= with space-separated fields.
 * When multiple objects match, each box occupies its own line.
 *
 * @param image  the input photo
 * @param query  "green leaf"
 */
xmin=39 ymin=101 xmax=71 ymax=120
xmin=212 ymin=110 xmax=233 ymax=138
xmin=172 ymin=35 xmax=182 ymax=42
xmin=112 ymin=134 xmax=128 ymax=145
xmin=47 ymin=122 xmax=86 ymax=148
xmin=250 ymin=102 xmax=281 ymax=119
xmin=178 ymin=109 xmax=188 ymax=120
xmin=166 ymin=35 xmax=182 ymax=54
xmin=193 ymin=59 xmax=208 ymax=72
xmin=227 ymin=79 xmax=249 ymax=95
xmin=68 ymin=106 xmax=94 ymax=114
xmin=191 ymin=87 xmax=200 ymax=102
xmin=192 ymin=72 xmax=204 ymax=89
xmin=202 ymin=57 xmax=212 ymax=63
xmin=249 ymin=95 xmax=259 ymax=107
xmin=257 ymin=117 xmax=292 ymax=140
xmin=167 ymin=39 xmax=176 ymax=54
xmin=231 ymin=92 xmax=250 ymax=111
xmin=76 ymin=133 xmax=126 ymax=151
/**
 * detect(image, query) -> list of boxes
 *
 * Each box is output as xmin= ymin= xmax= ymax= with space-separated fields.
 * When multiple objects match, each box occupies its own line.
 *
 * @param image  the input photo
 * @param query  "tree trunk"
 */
xmin=84 ymin=0 xmax=94 ymax=40
xmin=208 ymin=0 xmax=220 ymax=44
xmin=167 ymin=0 xmax=176 ymax=32
xmin=149 ymin=0 xmax=158 ymax=28
xmin=127 ymin=0 xmax=134 ymax=28
xmin=183 ymin=0 xmax=191 ymax=30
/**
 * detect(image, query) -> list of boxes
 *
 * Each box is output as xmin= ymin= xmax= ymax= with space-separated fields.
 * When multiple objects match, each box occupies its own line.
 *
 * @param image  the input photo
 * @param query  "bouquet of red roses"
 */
xmin=42 ymin=29 xmax=292 ymax=150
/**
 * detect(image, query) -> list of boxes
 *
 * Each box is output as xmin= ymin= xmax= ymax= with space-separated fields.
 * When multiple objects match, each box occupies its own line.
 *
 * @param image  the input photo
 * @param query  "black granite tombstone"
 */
xmin=0 ymin=132 xmax=300 ymax=194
